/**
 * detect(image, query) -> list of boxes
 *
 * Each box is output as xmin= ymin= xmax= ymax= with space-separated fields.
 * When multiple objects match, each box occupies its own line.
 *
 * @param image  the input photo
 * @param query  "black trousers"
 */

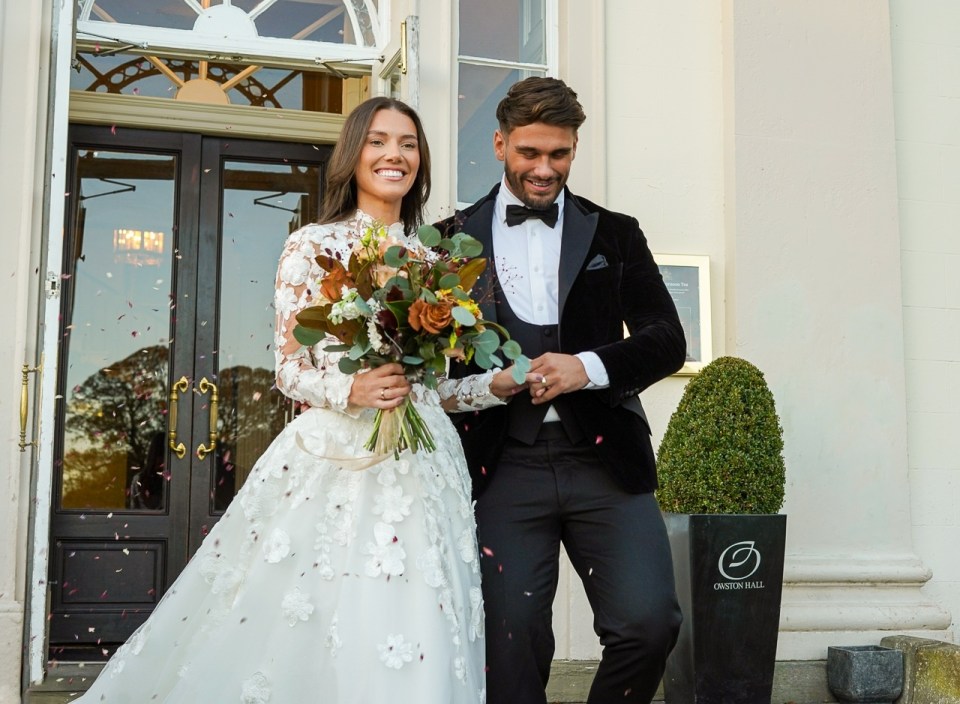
xmin=475 ymin=424 xmax=681 ymax=704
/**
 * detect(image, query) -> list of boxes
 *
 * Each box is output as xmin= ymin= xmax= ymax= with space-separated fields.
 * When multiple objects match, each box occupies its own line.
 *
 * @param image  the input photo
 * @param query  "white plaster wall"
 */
xmin=602 ymin=0 xmax=724 ymax=427
xmin=0 ymin=0 xmax=49 ymax=699
xmin=722 ymin=1 xmax=952 ymax=658
xmin=550 ymin=0 xmax=726 ymax=659
xmin=890 ymin=0 xmax=960 ymax=641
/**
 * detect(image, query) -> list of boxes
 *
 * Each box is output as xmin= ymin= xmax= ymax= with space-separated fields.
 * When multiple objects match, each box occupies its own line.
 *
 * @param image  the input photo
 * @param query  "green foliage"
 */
xmin=656 ymin=356 xmax=785 ymax=514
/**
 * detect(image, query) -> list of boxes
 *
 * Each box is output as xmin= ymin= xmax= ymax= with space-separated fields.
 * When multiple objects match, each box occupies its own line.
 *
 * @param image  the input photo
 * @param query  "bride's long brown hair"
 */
xmin=317 ymin=97 xmax=432 ymax=233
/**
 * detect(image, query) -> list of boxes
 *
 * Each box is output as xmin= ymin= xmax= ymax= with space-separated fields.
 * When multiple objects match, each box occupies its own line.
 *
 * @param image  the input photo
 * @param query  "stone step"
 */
xmin=25 ymin=660 xmax=838 ymax=703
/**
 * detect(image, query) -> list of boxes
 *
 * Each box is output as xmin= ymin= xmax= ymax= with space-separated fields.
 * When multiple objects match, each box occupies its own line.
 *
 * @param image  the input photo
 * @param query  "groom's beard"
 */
xmin=503 ymin=168 xmax=567 ymax=210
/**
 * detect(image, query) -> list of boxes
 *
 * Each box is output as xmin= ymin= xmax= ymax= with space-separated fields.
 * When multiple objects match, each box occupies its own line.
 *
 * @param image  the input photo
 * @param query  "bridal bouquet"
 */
xmin=294 ymin=221 xmax=529 ymax=456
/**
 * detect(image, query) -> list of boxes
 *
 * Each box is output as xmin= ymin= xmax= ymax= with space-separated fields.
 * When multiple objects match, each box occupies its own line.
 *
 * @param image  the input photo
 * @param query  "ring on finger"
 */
xmin=379 ymin=388 xmax=386 ymax=400
xmin=540 ymin=375 xmax=549 ymax=386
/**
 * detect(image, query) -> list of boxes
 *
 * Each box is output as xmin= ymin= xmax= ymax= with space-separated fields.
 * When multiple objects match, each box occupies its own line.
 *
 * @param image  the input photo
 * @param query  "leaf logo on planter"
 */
xmin=718 ymin=541 xmax=761 ymax=581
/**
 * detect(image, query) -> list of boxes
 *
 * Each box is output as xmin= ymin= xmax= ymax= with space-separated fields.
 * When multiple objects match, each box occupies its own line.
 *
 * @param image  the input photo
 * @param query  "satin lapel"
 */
xmin=558 ymin=195 xmax=599 ymax=317
xmin=460 ymin=196 xmax=499 ymax=323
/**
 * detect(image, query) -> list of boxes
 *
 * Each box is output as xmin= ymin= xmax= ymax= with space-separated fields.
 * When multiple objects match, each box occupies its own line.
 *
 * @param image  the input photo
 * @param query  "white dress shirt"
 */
xmin=492 ymin=178 xmax=609 ymax=424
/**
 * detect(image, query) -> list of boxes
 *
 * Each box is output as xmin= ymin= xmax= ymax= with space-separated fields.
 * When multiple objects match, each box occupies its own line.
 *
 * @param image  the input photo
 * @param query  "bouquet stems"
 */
xmin=365 ymin=396 xmax=437 ymax=457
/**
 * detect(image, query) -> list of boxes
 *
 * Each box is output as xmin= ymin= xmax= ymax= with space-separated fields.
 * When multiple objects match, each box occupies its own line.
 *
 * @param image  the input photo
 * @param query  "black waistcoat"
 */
xmin=494 ymin=293 xmax=585 ymax=445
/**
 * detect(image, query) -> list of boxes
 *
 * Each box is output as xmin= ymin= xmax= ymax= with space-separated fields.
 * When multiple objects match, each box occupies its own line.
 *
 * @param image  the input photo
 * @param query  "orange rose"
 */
xmin=318 ymin=257 xmax=351 ymax=302
xmin=408 ymin=299 xmax=454 ymax=334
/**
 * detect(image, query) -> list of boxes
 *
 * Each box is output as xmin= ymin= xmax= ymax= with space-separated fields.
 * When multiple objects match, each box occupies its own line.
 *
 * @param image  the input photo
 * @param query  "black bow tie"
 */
xmin=505 ymin=203 xmax=559 ymax=228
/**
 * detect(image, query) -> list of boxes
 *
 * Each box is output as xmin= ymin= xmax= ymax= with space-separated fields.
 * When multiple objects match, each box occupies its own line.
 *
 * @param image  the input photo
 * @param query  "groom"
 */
xmin=447 ymin=77 xmax=686 ymax=704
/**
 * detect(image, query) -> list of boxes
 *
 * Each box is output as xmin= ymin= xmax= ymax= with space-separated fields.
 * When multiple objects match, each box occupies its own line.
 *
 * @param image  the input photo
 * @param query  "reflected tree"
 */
xmin=62 ymin=345 xmax=169 ymax=509
xmin=65 ymin=345 xmax=169 ymax=462
xmin=214 ymin=364 xmax=288 ymax=510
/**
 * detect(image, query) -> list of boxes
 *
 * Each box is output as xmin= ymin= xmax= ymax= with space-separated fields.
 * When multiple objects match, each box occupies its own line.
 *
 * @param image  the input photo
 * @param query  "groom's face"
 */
xmin=494 ymin=122 xmax=577 ymax=209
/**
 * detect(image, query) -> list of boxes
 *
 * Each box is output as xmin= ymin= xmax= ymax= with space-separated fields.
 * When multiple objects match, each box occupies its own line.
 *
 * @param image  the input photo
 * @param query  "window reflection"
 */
xmin=456 ymin=0 xmax=548 ymax=203
xmin=212 ymin=161 xmax=320 ymax=511
xmin=459 ymin=0 xmax=546 ymax=64
xmin=458 ymin=64 xmax=540 ymax=204
xmin=60 ymin=151 xmax=177 ymax=511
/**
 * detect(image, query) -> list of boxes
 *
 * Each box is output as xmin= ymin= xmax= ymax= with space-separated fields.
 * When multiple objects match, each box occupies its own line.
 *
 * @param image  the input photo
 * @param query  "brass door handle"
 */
xmin=19 ymin=362 xmax=42 ymax=452
xmin=196 ymin=377 xmax=219 ymax=461
xmin=168 ymin=376 xmax=189 ymax=459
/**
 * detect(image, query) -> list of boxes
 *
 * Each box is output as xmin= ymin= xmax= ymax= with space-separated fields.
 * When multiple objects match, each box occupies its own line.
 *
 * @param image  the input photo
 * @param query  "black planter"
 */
xmin=663 ymin=513 xmax=787 ymax=704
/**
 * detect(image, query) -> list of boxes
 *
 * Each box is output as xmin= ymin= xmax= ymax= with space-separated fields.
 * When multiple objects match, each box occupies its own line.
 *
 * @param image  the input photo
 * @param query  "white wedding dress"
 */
xmin=75 ymin=211 xmax=501 ymax=704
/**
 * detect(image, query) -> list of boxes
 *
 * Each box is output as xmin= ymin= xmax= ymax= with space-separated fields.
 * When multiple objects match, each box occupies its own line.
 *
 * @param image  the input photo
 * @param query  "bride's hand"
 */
xmin=490 ymin=367 xmax=540 ymax=400
xmin=349 ymin=363 xmax=412 ymax=409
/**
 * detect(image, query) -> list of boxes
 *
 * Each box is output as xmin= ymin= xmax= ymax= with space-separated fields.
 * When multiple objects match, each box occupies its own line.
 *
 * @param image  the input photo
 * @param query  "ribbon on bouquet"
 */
xmin=294 ymin=431 xmax=392 ymax=471
xmin=293 ymin=406 xmax=407 ymax=471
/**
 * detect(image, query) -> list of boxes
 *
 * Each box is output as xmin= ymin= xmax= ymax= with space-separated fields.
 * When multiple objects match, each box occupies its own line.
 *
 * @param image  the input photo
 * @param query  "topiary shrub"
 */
xmin=656 ymin=356 xmax=785 ymax=514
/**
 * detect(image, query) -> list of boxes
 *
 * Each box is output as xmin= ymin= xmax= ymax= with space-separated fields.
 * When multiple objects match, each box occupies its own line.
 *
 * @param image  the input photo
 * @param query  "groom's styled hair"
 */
xmin=496 ymin=77 xmax=586 ymax=134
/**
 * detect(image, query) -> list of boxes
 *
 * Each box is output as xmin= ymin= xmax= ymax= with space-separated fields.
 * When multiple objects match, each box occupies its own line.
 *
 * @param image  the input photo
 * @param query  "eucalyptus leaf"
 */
xmin=439 ymin=272 xmax=461 ymax=289
xmin=402 ymin=355 xmax=424 ymax=365
xmin=474 ymin=349 xmax=492 ymax=369
xmin=384 ymin=275 xmax=411 ymax=292
xmin=338 ymin=357 xmax=362 ymax=375
xmin=384 ymin=245 xmax=410 ymax=268
xmin=354 ymin=297 xmax=372 ymax=315
xmin=417 ymin=224 xmax=442 ymax=247
xmin=473 ymin=328 xmax=500 ymax=353
xmin=452 ymin=306 xmax=477 ymax=327
xmin=452 ymin=233 xmax=483 ymax=258
xmin=324 ymin=343 xmax=352 ymax=352
xmin=502 ymin=339 xmax=522 ymax=360
xmin=511 ymin=356 xmax=531 ymax=384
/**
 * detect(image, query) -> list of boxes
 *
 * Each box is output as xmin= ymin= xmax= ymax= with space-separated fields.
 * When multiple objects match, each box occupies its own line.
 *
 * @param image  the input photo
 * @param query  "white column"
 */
xmin=722 ymin=0 xmax=952 ymax=658
xmin=0 ymin=0 xmax=50 ymax=699
xmin=412 ymin=0 xmax=455 ymax=218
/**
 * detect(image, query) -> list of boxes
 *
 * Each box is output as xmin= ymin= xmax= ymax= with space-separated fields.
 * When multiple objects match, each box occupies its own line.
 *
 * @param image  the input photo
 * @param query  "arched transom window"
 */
xmin=76 ymin=0 xmax=385 ymax=67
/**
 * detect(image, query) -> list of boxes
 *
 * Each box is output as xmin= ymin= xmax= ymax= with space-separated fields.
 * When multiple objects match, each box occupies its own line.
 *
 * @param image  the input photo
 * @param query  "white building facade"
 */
xmin=1 ymin=0 xmax=957 ymax=699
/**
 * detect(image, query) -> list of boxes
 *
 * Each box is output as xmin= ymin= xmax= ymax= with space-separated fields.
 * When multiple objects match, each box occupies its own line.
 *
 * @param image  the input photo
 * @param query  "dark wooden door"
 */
xmin=49 ymin=126 xmax=330 ymax=660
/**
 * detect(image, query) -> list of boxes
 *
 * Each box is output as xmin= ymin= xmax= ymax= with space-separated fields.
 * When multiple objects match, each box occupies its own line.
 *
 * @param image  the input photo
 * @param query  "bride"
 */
xmin=74 ymin=97 xmax=530 ymax=704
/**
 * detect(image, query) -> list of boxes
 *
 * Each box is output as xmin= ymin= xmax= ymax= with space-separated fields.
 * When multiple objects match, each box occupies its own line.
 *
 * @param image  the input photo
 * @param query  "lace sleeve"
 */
xmin=436 ymin=370 xmax=508 ymax=412
xmin=273 ymin=225 xmax=357 ymax=413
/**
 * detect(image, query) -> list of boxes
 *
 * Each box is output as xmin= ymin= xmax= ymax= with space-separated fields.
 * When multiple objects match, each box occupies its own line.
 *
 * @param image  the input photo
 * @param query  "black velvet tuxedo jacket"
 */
xmin=444 ymin=184 xmax=686 ymax=496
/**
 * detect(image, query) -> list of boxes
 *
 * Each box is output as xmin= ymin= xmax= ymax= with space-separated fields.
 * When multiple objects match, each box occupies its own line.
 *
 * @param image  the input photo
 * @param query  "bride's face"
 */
xmin=354 ymin=109 xmax=421 ymax=215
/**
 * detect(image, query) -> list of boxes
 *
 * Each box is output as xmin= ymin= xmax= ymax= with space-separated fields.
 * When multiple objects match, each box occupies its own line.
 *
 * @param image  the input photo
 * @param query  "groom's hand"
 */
xmin=528 ymin=353 xmax=589 ymax=404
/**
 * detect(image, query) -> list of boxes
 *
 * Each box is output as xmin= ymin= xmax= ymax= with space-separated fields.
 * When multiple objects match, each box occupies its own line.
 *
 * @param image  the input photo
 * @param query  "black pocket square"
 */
xmin=586 ymin=254 xmax=608 ymax=271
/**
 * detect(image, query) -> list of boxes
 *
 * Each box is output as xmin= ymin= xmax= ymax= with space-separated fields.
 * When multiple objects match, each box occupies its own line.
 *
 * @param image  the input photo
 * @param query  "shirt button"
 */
xmin=543 ymin=329 xmax=553 ymax=337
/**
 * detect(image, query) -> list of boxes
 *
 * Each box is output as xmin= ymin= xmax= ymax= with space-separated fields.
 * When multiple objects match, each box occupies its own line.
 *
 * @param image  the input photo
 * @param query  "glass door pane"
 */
xmin=50 ymin=128 xmax=201 ymax=661
xmin=60 ymin=150 xmax=177 ymax=512
xmin=211 ymin=160 xmax=321 ymax=512
xmin=49 ymin=128 xmax=330 ymax=661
